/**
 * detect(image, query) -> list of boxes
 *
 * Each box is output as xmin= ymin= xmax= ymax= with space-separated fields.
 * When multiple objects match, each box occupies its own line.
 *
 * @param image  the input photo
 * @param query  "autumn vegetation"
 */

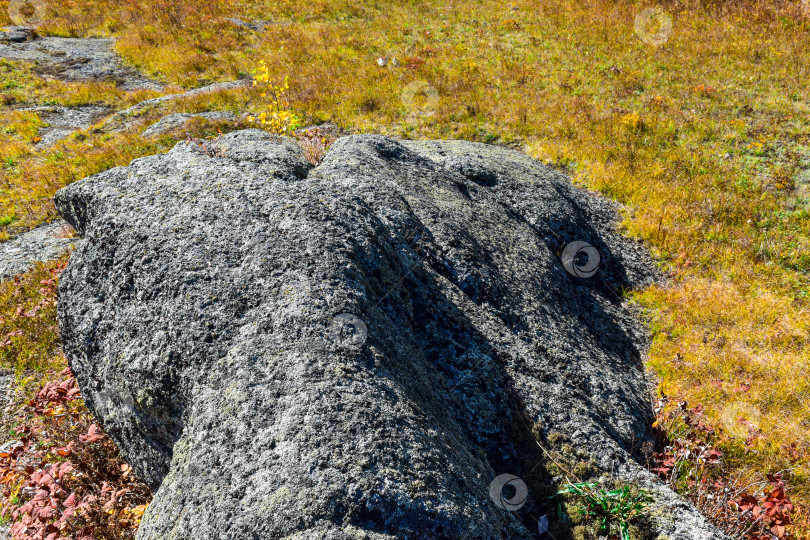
xmin=0 ymin=0 xmax=808 ymax=537
xmin=0 ymin=262 xmax=151 ymax=538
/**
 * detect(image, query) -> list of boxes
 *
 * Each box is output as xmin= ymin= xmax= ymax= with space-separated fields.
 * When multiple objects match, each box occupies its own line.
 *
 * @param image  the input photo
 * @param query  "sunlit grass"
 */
xmin=0 ymin=260 xmax=65 ymax=376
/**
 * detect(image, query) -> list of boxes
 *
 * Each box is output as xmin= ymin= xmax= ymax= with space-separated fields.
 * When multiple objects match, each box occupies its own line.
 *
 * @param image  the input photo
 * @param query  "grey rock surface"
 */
xmin=0 ymin=35 xmax=162 ymax=91
xmin=0 ymin=26 xmax=35 ymax=43
xmin=103 ymin=80 xmax=250 ymax=132
xmin=56 ymin=131 xmax=724 ymax=539
xmin=141 ymin=111 xmax=238 ymax=138
xmin=21 ymin=105 xmax=111 ymax=148
xmin=0 ymin=220 xmax=76 ymax=280
xmin=0 ymin=369 xmax=14 ymax=411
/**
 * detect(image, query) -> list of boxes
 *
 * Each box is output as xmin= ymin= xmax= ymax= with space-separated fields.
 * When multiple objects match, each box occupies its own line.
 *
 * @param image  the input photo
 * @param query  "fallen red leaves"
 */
xmin=0 ymin=369 xmax=151 ymax=540
xmin=650 ymin=397 xmax=798 ymax=539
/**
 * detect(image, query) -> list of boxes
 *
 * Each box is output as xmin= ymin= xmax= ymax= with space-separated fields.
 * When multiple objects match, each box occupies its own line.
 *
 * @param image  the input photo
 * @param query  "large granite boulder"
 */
xmin=55 ymin=130 xmax=724 ymax=539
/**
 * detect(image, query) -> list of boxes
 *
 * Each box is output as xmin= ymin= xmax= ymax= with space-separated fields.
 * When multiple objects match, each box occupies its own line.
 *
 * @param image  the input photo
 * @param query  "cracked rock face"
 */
xmin=55 ymin=130 xmax=724 ymax=539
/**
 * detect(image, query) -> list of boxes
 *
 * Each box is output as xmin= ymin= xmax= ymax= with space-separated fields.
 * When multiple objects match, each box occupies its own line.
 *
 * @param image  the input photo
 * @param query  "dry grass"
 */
xmin=0 ymin=261 xmax=152 ymax=539
xmin=0 ymin=0 xmax=808 ymax=535
xmin=0 ymin=261 xmax=64 ymax=376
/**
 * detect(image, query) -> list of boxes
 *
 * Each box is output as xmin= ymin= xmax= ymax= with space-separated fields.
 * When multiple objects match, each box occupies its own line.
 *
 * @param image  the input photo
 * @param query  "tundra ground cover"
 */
xmin=0 ymin=261 xmax=151 ymax=539
xmin=0 ymin=0 xmax=808 ymax=536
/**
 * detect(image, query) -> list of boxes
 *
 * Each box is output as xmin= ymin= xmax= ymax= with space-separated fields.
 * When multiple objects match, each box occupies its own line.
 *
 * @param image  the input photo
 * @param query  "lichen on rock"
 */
xmin=55 ymin=130 xmax=725 ymax=539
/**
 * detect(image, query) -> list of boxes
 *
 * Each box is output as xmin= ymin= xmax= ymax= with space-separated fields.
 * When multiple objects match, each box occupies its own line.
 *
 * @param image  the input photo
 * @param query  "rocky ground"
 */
xmin=23 ymin=104 xmax=111 ymax=148
xmin=0 ymin=27 xmax=246 ymax=281
xmin=0 ymin=22 xmax=729 ymax=540
xmin=0 ymin=27 xmax=161 ymax=91
xmin=101 ymin=80 xmax=248 ymax=132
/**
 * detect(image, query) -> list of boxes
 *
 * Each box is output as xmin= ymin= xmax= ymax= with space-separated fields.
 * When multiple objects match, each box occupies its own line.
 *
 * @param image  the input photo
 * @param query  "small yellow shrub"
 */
xmin=247 ymin=61 xmax=300 ymax=135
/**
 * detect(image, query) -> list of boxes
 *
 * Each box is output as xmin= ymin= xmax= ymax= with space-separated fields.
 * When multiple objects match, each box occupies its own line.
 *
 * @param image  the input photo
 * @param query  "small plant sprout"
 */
xmin=556 ymin=482 xmax=653 ymax=540
xmin=247 ymin=61 xmax=300 ymax=135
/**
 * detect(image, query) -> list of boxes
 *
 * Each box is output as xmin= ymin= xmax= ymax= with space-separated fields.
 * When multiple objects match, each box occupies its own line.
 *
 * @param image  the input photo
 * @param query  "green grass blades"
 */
xmin=557 ymin=482 xmax=653 ymax=540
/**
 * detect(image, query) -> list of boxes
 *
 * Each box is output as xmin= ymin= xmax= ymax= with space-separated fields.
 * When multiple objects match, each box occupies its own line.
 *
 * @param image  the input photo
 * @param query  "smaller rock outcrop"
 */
xmin=101 ymin=80 xmax=250 ymax=132
xmin=0 ymin=26 xmax=35 ymax=44
xmin=22 ymin=105 xmax=111 ymax=148
xmin=0 ymin=221 xmax=75 ymax=281
xmin=224 ymin=18 xmax=281 ymax=31
xmin=141 ymin=111 xmax=238 ymax=138
xmin=0 ymin=34 xmax=161 ymax=91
